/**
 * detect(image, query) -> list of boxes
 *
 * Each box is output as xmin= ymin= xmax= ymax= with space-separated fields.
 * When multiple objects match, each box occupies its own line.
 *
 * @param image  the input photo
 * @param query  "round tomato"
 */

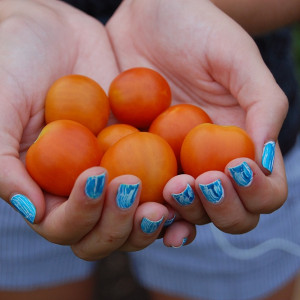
xmin=108 ymin=67 xmax=172 ymax=129
xmin=100 ymin=132 xmax=177 ymax=203
xmin=26 ymin=120 xmax=103 ymax=196
xmin=149 ymin=103 xmax=212 ymax=162
xmin=45 ymin=74 xmax=110 ymax=135
xmin=181 ymin=123 xmax=255 ymax=177
xmin=97 ymin=123 xmax=139 ymax=153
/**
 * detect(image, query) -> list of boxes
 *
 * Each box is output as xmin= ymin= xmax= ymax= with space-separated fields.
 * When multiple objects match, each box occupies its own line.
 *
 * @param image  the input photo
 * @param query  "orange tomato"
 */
xmin=97 ymin=123 xmax=139 ymax=153
xmin=149 ymin=104 xmax=212 ymax=162
xmin=100 ymin=132 xmax=177 ymax=203
xmin=181 ymin=123 xmax=255 ymax=177
xmin=45 ymin=74 xmax=110 ymax=135
xmin=108 ymin=67 xmax=172 ymax=129
xmin=26 ymin=120 xmax=103 ymax=196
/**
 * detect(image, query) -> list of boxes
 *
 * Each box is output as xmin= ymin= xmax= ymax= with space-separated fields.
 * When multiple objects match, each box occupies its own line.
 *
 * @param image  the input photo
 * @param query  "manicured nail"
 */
xmin=262 ymin=141 xmax=275 ymax=173
xmin=172 ymin=184 xmax=195 ymax=206
xmin=172 ymin=237 xmax=188 ymax=248
xmin=10 ymin=194 xmax=36 ymax=224
xmin=85 ymin=173 xmax=106 ymax=199
xmin=116 ymin=183 xmax=139 ymax=209
xmin=229 ymin=162 xmax=253 ymax=187
xmin=141 ymin=216 xmax=164 ymax=234
xmin=199 ymin=179 xmax=224 ymax=204
xmin=164 ymin=214 xmax=176 ymax=227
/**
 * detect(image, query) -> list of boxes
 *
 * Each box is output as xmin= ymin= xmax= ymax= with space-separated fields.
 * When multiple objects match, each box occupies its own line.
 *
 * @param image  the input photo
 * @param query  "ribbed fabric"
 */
xmin=0 ymin=201 xmax=96 ymax=290
xmin=129 ymin=136 xmax=300 ymax=300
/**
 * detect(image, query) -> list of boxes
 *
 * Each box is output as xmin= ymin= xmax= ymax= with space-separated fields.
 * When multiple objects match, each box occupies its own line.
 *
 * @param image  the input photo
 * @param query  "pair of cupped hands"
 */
xmin=0 ymin=0 xmax=288 ymax=260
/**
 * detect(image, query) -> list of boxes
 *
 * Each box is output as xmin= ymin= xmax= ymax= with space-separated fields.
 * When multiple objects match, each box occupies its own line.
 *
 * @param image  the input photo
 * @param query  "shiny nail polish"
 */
xmin=164 ymin=214 xmax=176 ymax=227
xmin=85 ymin=173 xmax=106 ymax=199
xmin=116 ymin=183 xmax=139 ymax=209
xmin=229 ymin=162 xmax=253 ymax=187
xmin=10 ymin=194 xmax=36 ymax=224
xmin=141 ymin=216 xmax=164 ymax=234
xmin=172 ymin=184 xmax=195 ymax=206
xmin=199 ymin=179 xmax=224 ymax=204
xmin=262 ymin=141 xmax=275 ymax=173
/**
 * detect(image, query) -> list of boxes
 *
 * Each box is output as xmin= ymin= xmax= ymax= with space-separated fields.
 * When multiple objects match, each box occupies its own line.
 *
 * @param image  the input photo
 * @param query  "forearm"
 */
xmin=211 ymin=0 xmax=300 ymax=35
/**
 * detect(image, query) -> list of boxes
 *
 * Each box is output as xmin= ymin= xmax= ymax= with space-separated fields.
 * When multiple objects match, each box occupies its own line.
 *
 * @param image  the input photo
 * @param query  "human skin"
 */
xmin=0 ymin=0 xmax=194 ymax=260
xmin=106 ymin=0 xmax=288 ymax=234
xmin=0 ymin=0 xmax=290 ymax=260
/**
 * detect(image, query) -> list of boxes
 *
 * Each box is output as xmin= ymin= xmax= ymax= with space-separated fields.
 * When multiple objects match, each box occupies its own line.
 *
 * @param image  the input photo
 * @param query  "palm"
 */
xmin=107 ymin=0 xmax=267 ymax=130
xmin=0 ymin=0 xmax=119 ymax=229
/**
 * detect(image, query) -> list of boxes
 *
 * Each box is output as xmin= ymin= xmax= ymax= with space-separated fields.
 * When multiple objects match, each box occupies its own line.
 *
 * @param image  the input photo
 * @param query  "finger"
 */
xmin=196 ymin=171 xmax=260 ymax=234
xmin=163 ymin=221 xmax=196 ymax=248
xmin=120 ymin=202 xmax=169 ymax=252
xmin=225 ymin=34 xmax=288 ymax=172
xmin=226 ymin=148 xmax=288 ymax=214
xmin=163 ymin=174 xmax=210 ymax=225
xmin=33 ymin=167 xmax=107 ymax=245
xmin=0 ymin=155 xmax=45 ymax=225
xmin=72 ymin=175 xmax=141 ymax=260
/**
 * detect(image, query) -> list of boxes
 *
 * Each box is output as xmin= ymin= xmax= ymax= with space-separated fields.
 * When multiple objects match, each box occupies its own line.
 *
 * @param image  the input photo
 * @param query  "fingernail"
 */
xmin=172 ymin=184 xmax=195 ymax=206
xmin=85 ymin=173 xmax=106 ymax=199
xmin=164 ymin=214 xmax=176 ymax=227
xmin=116 ymin=183 xmax=139 ymax=209
xmin=262 ymin=141 xmax=275 ymax=173
xmin=229 ymin=162 xmax=253 ymax=187
xmin=141 ymin=216 xmax=164 ymax=234
xmin=10 ymin=194 xmax=36 ymax=224
xmin=199 ymin=179 xmax=224 ymax=204
xmin=172 ymin=237 xmax=188 ymax=248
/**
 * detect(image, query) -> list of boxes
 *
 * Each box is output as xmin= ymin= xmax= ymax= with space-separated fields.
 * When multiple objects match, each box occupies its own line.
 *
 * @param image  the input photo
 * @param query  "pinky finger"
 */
xmin=163 ymin=221 xmax=196 ymax=248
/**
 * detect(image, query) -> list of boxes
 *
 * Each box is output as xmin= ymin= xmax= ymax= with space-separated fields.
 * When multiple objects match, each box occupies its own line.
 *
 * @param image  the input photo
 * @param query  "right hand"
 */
xmin=0 ymin=0 xmax=196 ymax=260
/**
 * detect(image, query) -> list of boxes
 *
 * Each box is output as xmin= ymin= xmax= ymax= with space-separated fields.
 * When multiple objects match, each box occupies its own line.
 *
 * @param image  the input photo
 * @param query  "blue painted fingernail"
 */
xmin=164 ymin=214 xmax=176 ymax=227
xmin=199 ymin=179 xmax=224 ymax=204
xmin=116 ymin=183 xmax=139 ymax=209
xmin=172 ymin=184 xmax=195 ymax=206
xmin=172 ymin=237 xmax=188 ymax=248
xmin=10 ymin=194 xmax=36 ymax=224
xmin=229 ymin=162 xmax=253 ymax=187
xmin=262 ymin=141 xmax=275 ymax=173
xmin=141 ymin=216 xmax=164 ymax=234
xmin=85 ymin=173 xmax=106 ymax=199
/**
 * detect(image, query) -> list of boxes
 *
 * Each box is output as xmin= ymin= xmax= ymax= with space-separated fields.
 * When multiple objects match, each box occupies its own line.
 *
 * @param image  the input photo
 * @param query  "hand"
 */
xmin=107 ymin=0 xmax=289 ymax=233
xmin=0 ymin=0 xmax=196 ymax=260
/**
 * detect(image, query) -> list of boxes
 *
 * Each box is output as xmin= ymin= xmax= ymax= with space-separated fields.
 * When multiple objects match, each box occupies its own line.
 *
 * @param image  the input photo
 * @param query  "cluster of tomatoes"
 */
xmin=26 ymin=67 xmax=255 ymax=203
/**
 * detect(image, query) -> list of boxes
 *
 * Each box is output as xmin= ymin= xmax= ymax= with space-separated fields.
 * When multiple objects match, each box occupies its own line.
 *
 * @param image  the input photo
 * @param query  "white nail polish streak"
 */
xmin=10 ymin=194 xmax=36 ymax=224
xmin=262 ymin=141 xmax=276 ymax=173
xmin=199 ymin=179 xmax=224 ymax=204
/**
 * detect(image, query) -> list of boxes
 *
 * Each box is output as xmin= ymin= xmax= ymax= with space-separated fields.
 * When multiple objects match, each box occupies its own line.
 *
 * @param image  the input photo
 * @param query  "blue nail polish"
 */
xmin=85 ymin=174 xmax=106 ymax=199
xmin=199 ymin=179 xmax=224 ymax=204
xmin=262 ymin=141 xmax=275 ymax=173
xmin=172 ymin=237 xmax=188 ymax=248
xmin=141 ymin=216 xmax=164 ymax=234
xmin=229 ymin=162 xmax=253 ymax=187
xmin=116 ymin=183 xmax=139 ymax=209
xmin=164 ymin=214 xmax=176 ymax=227
xmin=172 ymin=184 xmax=195 ymax=206
xmin=10 ymin=194 xmax=36 ymax=224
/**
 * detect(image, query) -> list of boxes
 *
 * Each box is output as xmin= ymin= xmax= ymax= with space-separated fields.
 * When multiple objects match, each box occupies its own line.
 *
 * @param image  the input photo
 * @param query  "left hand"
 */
xmin=106 ymin=0 xmax=288 ymax=233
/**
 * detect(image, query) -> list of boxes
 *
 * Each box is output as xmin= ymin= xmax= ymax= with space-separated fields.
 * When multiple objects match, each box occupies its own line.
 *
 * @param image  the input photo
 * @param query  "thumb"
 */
xmin=0 ymin=156 xmax=46 ymax=224
xmin=0 ymin=98 xmax=45 ymax=224
xmin=237 ymin=56 xmax=288 ymax=173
